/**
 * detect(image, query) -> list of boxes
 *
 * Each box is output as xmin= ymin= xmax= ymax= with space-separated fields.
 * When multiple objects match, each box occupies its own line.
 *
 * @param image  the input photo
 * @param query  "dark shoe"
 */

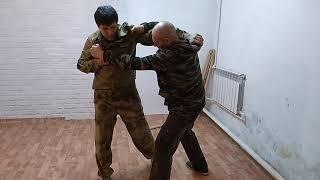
xmin=97 ymin=171 xmax=111 ymax=180
xmin=186 ymin=161 xmax=209 ymax=176
xmin=97 ymin=175 xmax=111 ymax=180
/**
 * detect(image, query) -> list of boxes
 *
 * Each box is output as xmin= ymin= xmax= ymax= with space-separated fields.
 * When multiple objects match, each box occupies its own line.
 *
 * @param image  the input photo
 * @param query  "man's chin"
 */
xmin=105 ymin=37 xmax=116 ymax=41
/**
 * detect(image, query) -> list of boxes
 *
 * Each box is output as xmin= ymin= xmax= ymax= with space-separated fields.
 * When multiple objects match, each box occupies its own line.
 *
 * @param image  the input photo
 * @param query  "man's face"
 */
xmin=152 ymin=33 xmax=168 ymax=50
xmin=98 ymin=22 xmax=117 ymax=41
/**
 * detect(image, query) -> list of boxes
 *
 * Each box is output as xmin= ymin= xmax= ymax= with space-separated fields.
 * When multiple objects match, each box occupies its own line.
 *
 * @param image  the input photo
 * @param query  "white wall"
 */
xmin=0 ymin=0 xmax=128 ymax=119
xmin=206 ymin=0 xmax=320 ymax=179
xmin=0 ymin=0 xmax=218 ymax=119
xmin=127 ymin=0 xmax=219 ymax=68
xmin=127 ymin=0 xmax=219 ymax=114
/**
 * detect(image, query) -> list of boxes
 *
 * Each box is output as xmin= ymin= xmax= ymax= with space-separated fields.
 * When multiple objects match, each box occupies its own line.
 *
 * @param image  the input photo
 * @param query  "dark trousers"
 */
xmin=149 ymin=110 xmax=208 ymax=180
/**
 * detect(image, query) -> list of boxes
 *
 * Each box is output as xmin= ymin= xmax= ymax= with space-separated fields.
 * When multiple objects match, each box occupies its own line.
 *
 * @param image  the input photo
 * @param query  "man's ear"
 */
xmin=164 ymin=38 xmax=170 ymax=44
xmin=97 ymin=25 xmax=102 ymax=31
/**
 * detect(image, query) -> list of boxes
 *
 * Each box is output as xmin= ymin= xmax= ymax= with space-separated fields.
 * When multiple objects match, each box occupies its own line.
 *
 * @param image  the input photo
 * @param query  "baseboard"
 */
xmin=202 ymin=108 xmax=285 ymax=180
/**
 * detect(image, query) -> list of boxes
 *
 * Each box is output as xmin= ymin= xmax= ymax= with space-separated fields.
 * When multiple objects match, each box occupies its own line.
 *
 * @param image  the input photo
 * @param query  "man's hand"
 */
xmin=89 ymin=44 xmax=105 ymax=66
xmin=94 ymin=58 xmax=106 ymax=66
xmin=131 ymin=25 xmax=145 ymax=34
xmin=191 ymin=34 xmax=204 ymax=47
xmin=90 ymin=44 xmax=104 ymax=60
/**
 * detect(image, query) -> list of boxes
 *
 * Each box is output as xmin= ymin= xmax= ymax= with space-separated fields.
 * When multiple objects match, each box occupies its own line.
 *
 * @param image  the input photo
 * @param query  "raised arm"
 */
xmin=176 ymin=28 xmax=204 ymax=51
xmin=135 ymin=21 xmax=159 ymax=46
xmin=77 ymin=37 xmax=102 ymax=73
xmin=103 ymin=50 xmax=167 ymax=71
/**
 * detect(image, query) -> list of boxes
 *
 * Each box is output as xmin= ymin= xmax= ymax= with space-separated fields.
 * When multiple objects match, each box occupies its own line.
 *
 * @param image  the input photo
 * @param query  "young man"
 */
xmin=90 ymin=21 xmax=208 ymax=180
xmin=77 ymin=5 xmax=157 ymax=180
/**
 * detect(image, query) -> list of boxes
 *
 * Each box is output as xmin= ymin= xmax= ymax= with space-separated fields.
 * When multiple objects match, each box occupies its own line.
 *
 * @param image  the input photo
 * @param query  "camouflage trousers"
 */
xmin=149 ymin=109 xmax=208 ymax=180
xmin=94 ymin=88 xmax=155 ymax=177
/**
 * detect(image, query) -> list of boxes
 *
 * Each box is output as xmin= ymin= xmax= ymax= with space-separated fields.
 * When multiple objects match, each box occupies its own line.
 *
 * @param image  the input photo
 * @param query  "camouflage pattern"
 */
xmin=77 ymin=22 xmax=157 ymax=178
xmin=77 ymin=22 xmax=157 ymax=89
xmin=104 ymin=38 xmax=206 ymax=112
xmin=94 ymin=88 xmax=154 ymax=177
xmin=104 ymin=37 xmax=208 ymax=180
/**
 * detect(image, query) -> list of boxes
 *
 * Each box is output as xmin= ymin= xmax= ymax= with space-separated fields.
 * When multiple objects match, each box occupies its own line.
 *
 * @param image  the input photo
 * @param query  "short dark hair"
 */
xmin=94 ymin=5 xmax=118 ymax=26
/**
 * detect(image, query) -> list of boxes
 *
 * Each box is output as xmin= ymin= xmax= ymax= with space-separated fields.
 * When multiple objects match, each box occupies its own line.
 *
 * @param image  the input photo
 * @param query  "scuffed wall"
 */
xmin=206 ymin=0 xmax=320 ymax=179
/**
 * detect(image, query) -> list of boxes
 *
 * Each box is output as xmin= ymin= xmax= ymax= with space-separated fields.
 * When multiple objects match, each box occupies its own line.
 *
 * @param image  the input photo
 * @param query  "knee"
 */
xmin=154 ymin=132 xmax=177 ymax=155
xmin=184 ymin=129 xmax=195 ymax=137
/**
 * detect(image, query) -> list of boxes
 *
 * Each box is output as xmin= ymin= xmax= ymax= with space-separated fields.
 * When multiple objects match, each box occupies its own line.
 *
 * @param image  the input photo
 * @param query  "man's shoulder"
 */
xmin=173 ymin=40 xmax=198 ymax=54
xmin=118 ymin=22 xmax=135 ymax=38
xmin=156 ymin=49 xmax=176 ymax=61
xmin=87 ymin=30 xmax=100 ymax=42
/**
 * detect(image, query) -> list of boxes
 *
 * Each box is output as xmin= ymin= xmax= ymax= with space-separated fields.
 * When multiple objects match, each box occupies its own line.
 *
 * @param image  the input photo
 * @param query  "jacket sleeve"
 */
xmin=104 ymin=50 xmax=167 ymax=72
xmin=77 ymin=37 xmax=101 ymax=73
xmin=136 ymin=21 xmax=158 ymax=46
xmin=176 ymin=28 xmax=202 ymax=51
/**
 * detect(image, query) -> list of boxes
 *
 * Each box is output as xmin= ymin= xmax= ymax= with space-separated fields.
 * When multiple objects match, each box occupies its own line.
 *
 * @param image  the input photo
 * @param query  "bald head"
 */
xmin=152 ymin=21 xmax=178 ymax=49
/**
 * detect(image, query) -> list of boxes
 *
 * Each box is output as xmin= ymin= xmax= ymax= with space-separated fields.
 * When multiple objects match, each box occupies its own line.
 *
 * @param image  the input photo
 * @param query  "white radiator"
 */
xmin=207 ymin=67 xmax=246 ymax=120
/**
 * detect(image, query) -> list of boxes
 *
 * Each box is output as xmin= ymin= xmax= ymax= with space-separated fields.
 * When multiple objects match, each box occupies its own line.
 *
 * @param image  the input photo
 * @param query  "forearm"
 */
xmin=137 ymin=21 xmax=159 ymax=45
xmin=177 ymin=28 xmax=202 ymax=50
xmin=104 ymin=51 xmax=158 ymax=70
xmin=103 ymin=51 xmax=140 ymax=70
xmin=141 ymin=21 xmax=158 ymax=33
xmin=77 ymin=38 xmax=101 ymax=73
xmin=77 ymin=57 xmax=101 ymax=73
